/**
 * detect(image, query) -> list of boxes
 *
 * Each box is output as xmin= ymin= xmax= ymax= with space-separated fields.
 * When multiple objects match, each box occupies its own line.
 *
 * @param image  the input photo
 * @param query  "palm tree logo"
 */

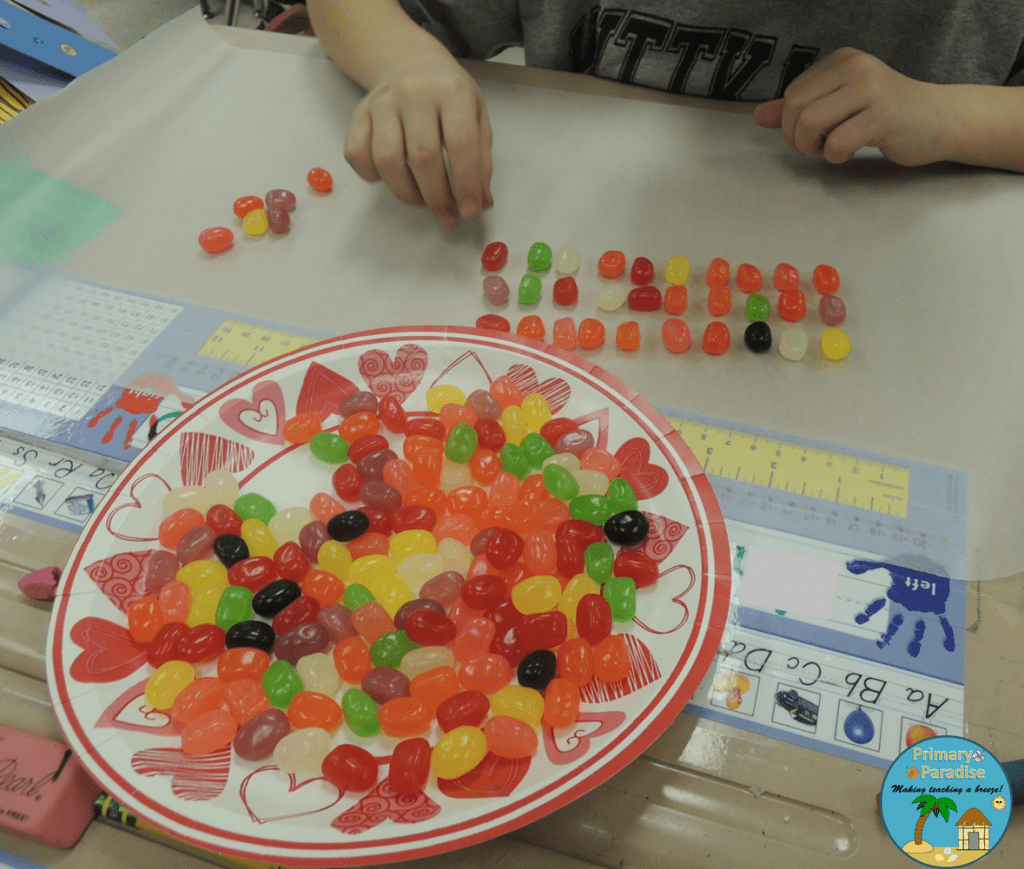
xmin=904 ymin=793 xmax=957 ymax=856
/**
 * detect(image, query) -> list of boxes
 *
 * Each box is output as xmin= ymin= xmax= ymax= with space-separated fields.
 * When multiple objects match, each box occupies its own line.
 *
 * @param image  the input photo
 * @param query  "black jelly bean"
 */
xmin=225 ymin=619 xmax=276 ymax=654
xmin=326 ymin=509 xmax=371 ymax=542
xmin=252 ymin=578 xmax=303 ymax=617
xmin=517 ymin=648 xmax=558 ymax=692
xmin=744 ymin=321 xmax=773 ymax=354
xmin=604 ymin=510 xmax=650 ymax=547
xmin=212 ymin=533 xmax=249 ymax=567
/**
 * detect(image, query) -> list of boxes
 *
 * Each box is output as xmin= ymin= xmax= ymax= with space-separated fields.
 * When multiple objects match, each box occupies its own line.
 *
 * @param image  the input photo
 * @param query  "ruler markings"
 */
xmin=196 ymin=319 xmax=317 ymax=368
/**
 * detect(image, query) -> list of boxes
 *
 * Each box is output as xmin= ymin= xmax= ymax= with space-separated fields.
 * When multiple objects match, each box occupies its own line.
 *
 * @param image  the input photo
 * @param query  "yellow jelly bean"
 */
xmin=348 ymin=554 xmax=397 ymax=589
xmin=389 ymin=529 xmax=437 ymax=563
xmin=820 ymin=327 xmax=852 ymax=361
xmin=520 ymin=393 xmax=552 ymax=432
xmin=242 ymin=208 xmax=269 ymax=237
xmin=187 ymin=585 xmax=221 ymax=627
xmin=373 ymin=575 xmax=414 ymax=618
xmin=559 ymin=573 xmax=602 ymax=636
xmin=491 ymin=685 xmax=545 ymax=727
xmin=430 ymin=725 xmax=488 ymax=779
xmin=665 ymin=255 xmax=691 ymax=285
xmin=425 ymin=384 xmax=465 ymax=414
xmin=176 ymin=560 xmax=228 ymax=596
xmin=511 ymin=574 xmax=561 ymax=614
xmin=241 ymin=518 xmax=278 ymax=558
xmin=500 ymin=405 xmax=530 ymax=446
xmin=317 ymin=540 xmax=352 ymax=580
xmin=145 ymin=660 xmax=195 ymax=710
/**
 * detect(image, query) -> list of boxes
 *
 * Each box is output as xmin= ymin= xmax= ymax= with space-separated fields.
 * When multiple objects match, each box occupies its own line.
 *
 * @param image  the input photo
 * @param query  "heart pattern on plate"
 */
xmin=435 ymin=753 xmax=531 ymax=799
xmin=296 ymin=362 xmax=358 ymax=421
xmin=84 ymin=549 xmax=156 ymax=613
xmin=505 ymin=363 xmax=571 ymax=413
xmin=95 ymin=679 xmax=177 ymax=736
xmin=69 ymin=617 xmax=148 ymax=684
xmin=358 ymin=344 xmax=428 ymax=402
xmin=542 ymin=711 xmax=627 ymax=764
xmin=219 ymin=380 xmax=287 ymax=444
xmin=615 ymin=437 xmax=669 ymax=499
xmin=240 ymin=766 xmax=343 ymax=824
xmin=578 ymin=635 xmax=661 ymax=703
xmin=331 ymin=780 xmax=441 ymax=833
xmin=131 ymin=746 xmax=231 ymax=801
xmin=179 ymin=432 xmax=255 ymax=486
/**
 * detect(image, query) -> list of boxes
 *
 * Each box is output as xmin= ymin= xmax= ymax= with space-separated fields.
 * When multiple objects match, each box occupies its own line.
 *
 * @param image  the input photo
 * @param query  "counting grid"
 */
xmin=0 ymin=278 xmax=182 ymax=419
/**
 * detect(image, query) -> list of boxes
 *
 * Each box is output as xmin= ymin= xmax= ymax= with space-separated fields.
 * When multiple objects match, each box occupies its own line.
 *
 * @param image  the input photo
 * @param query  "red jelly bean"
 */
xmin=147 ymin=622 xmax=191 ymax=667
xmin=630 ymin=256 xmax=655 ymax=285
xmin=405 ymin=417 xmax=447 ymax=440
xmin=436 ymin=690 xmax=490 ymax=732
xmin=477 ymin=313 xmax=511 ymax=332
xmin=198 ymin=226 xmax=234 ymax=254
xmin=555 ymin=520 xmax=605 ymax=579
xmin=378 ymin=395 xmax=408 ymax=433
xmin=391 ymin=504 xmax=437 ymax=532
xmin=481 ymin=241 xmax=509 ymax=271
xmin=389 ymin=737 xmax=432 ymax=795
xmin=174 ymin=624 xmax=226 ymax=664
xmin=484 ymin=528 xmax=524 ymax=570
xmin=627 ymin=285 xmax=662 ymax=312
xmin=773 ymin=262 xmax=800 ymax=290
xmin=576 ymin=593 xmax=613 ymax=645
xmin=228 ymin=556 xmax=277 ymax=593
xmin=702 ymin=321 xmax=730 ymax=355
xmin=519 ymin=611 xmax=568 ymax=651
xmin=405 ymin=609 xmax=458 ymax=645
xmin=474 ymin=417 xmax=506 ymax=452
xmin=552 ymin=276 xmax=579 ymax=305
xmin=613 ymin=549 xmax=660 ymax=589
xmin=349 ymin=434 xmax=390 ymax=464
xmin=322 ymin=744 xmax=377 ymax=792
xmin=307 ymin=167 xmax=333 ymax=192
xmin=332 ymin=464 xmax=364 ymax=501
xmin=461 ymin=575 xmax=507 ymax=611
xmin=778 ymin=289 xmax=807 ymax=322
xmin=273 ymin=595 xmax=321 ymax=635
xmin=273 ymin=541 xmax=310 ymax=582
xmin=217 ymin=646 xmax=271 ymax=682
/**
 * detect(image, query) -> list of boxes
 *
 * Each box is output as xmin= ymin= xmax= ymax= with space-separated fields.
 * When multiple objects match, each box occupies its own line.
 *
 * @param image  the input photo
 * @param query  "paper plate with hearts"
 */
xmin=48 ymin=326 xmax=731 ymax=867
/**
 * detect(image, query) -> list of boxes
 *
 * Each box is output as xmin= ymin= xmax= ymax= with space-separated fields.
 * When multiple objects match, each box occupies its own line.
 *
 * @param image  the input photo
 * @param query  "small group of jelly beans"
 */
xmin=197 ymin=168 xmax=333 ymax=254
xmin=130 ymin=380 xmax=661 ymax=794
xmin=481 ymin=241 xmax=581 ymax=308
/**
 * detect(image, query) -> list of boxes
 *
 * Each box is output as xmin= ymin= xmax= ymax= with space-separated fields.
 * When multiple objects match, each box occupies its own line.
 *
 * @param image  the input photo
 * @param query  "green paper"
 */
xmin=0 ymin=157 xmax=122 ymax=268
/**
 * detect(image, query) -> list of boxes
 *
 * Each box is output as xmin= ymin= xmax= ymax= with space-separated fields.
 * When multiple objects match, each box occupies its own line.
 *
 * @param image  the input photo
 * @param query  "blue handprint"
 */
xmin=848 ymin=557 xmax=956 ymax=658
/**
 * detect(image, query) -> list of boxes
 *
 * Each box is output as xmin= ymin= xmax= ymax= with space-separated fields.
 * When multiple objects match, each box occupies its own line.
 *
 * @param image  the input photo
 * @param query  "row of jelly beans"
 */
xmin=197 ymin=168 xmax=334 ymax=254
xmin=132 ymin=380 xmax=651 ymax=786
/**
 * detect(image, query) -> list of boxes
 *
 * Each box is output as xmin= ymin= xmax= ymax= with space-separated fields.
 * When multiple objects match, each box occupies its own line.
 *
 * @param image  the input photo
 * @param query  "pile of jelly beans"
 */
xmin=197 ymin=168 xmax=334 ymax=254
xmin=130 ymin=376 xmax=664 ymax=794
xmin=478 ymin=243 xmax=851 ymax=362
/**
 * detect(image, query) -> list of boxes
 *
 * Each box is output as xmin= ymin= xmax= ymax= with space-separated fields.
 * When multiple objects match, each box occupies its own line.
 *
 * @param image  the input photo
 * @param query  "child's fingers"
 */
xmin=752 ymin=99 xmax=784 ymax=128
xmin=343 ymin=105 xmax=383 ymax=183
xmin=368 ymin=106 xmax=428 ymax=209
xmin=440 ymin=95 xmax=491 ymax=220
xmin=788 ymin=88 xmax=867 ymax=157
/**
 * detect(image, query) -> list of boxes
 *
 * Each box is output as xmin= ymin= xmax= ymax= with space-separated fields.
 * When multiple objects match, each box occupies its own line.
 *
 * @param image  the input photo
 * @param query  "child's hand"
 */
xmin=344 ymin=60 xmax=494 ymax=226
xmin=753 ymin=48 xmax=949 ymax=167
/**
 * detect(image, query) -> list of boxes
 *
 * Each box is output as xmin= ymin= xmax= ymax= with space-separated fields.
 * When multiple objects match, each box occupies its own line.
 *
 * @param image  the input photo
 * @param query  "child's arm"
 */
xmin=753 ymin=47 xmax=1024 ymax=173
xmin=307 ymin=0 xmax=493 ymax=225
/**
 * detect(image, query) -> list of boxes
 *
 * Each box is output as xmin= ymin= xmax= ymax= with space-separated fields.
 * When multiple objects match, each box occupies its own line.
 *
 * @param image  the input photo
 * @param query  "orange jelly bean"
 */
xmin=616 ymin=321 xmax=641 ymax=351
xmin=702 ymin=321 xmax=731 ymax=355
xmin=707 ymin=286 xmax=732 ymax=316
xmin=469 ymin=448 xmax=502 ymax=485
xmin=736 ymin=263 xmax=763 ymax=293
xmin=706 ymin=257 xmax=730 ymax=288
xmin=158 ymin=580 xmax=192 ymax=623
xmin=347 ymin=531 xmax=390 ymax=558
xmin=516 ymin=315 xmax=546 ymax=341
xmin=483 ymin=715 xmax=538 ymax=759
xmin=301 ymin=569 xmax=346 ymax=607
xmin=224 ymin=677 xmax=271 ymax=724
xmin=409 ymin=666 xmax=461 ymax=713
xmin=664 ymin=285 xmax=688 ymax=315
xmin=171 ymin=677 xmax=225 ymax=727
xmin=557 ymin=637 xmax=594 ymax=686
xmin=338 ymin=411 xmax=380 ymax=442
xmin=181 ymin=708 xmax=237 ymax=756
xmin=543 ymin=677 xmax=581 ymax=728
xmin=333 ymin=635 xmax=373 ymax=682
xmin=489 ymin=375 xmax=524 ymax=408
xmin=662 ymin=318 xmax=692 ymax=354
xmin=282 ymin=412 xmax=322 ymax=444
xmin=159 ymin=508 xmax=206 ymax=549
xmin=218 ymin=647 xmax=271 ymax=682
xmin=288 ymin=690 xmax=343 ymax=731
xmin=597 ymin=250 xmax=626 ymax=278
xmin=593 ymin=634 xmax=630 ymax=682
xmin=778 ymin=289 xmax=807 ymax=322
xmin=439 ymin=403 xmax=477 ymax=432
xmin=127 ymin=596 xmax=165 ymax=643
xmin=405 ymin=486 xmax=447 ymax=517
xmin=577 ymin=318 xmax=605 ymax=350
xmin=310 ymin=492 xmax=345 ymax=525
xmin=379 ymin=696 xmax=433 ymax=737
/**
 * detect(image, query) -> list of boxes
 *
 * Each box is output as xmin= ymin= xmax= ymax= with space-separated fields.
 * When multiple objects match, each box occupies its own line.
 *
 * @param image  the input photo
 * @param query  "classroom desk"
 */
xmin=1 ymin=9 xmax=1023 ymax=868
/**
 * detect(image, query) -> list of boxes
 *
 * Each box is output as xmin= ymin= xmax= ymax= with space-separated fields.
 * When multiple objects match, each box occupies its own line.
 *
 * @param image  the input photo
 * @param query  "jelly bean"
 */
xmin=145 ymin=660 xmax=195 ymax=710
xmin=576 ymin=593 xmax=612 ymax=644
xmin=555 ymin=246 xmax=580 ymax=274
xmin=519 ymin=433 xmax=552 ymax=470
xmin=702 ymin=321 xmax=730 ymax=355
xmin=778 ymin=326 xmax=809 ymax=361
xmin=360 ymin=480 xmax=402 ymax=514
xmin=265 ymin=188 xmax=296 ymax=211
xmin=177 ymin=525 xmax=216 ymax=564
xmin=580 ymin=448 xmax=620 ymax=479
xmin=483 ymin=275 xmax=510 ymax=304
xmin=584 ymin=541 xmax=614 ymax=583
xmin=517 ymin=648 xmax=557 ymax=691
xmin=297 ymin=652 xmax=341 ymax=696
xmin=546 ymin=317 xmax=575 ymax=351
xmin=223 ymin=676 xmax=272 ymax=727
xmin=445 ymin=422 xmax=478 ymax=464
xmin=628 ymin=285 xmax=662 ymax=312
xmin=736 ymin=262 xmax=763 ymax=293
xmin=252 ymin=578 xmax=302 ymax=617
xmin=127 ymin=597 xmax=164 ymax=644
xmin=744 ymin=321 xmax=773 ymax=353
xmin=348 ymin=602 xmax=392 ymax=645
xmin=402 ymin=608 xmax=455 ymax=645
xmin=225 ymin=619 xmax=276 ymax=654
xmin=511 ymin=574 xmax=560 ymax=614
xmin=162 ymin=486 xmax=215 ymax=518
xmin=558 ymin=572 xmax=600 ymax=629
xmin=233 ymin=195 xmax=264 ymax=217
xmin=314 ymin=604 xmax=355 ymax=645
xmin=481 ymin=241 xmax=509 ymax=271
xmin=490 ymin=685 xmax=544 ymax=727
xmin=540 ymin=463 xmax=577 ymax=501
xmin=275 ymin=621 xmax=330 ymax=665
xmin=557 ymin=637 xmax=594 ymax=686
xmin=333 ymin=634 xmax=373 ymax=683
xmin=610 ymin=477 xmax=640 ymax=512
xmin=356 ymin=448 xmax=397 ymax=481
xmin=520 ymin=529 xmax=557 ymax=576
xmin=333 ymin=465 xmax=364 ymax=501
xmin=283 ymin=412 xmax=321 ymax=445
xmin=603 ymin=575 xmax=637 ymax=621
xmin=170 ymin=677 xmax=224 ymax=728
xmin=307 ymin=167 xmax=333 ymax=192
xmin=215 ymin=585 xmax=254 ymax=632
xmin=225 ymin=557 xmax=274 ymax=595
xmin=370 ymin=629 xmax=418 ymax=668
xmin=598 ymin=250 xmax=626 ymax=278
xmin=813 ymin=263 xmax=841 ymax=294
xmin=481 ymin=716 xmax=537 ymax=761
xmin=419 ymin=570 xmax=464 ymax=609
xmin=326 ymin=510 xmax=369 ymax=543
xmin=158 ymin=580 xmax=192 ymax=624
xmin=343 ymin=584 xmax=375 ymax=612
xmin=408 ymin=664 xmax=461 ymax=711
xmin=186 ymin=585 xmax=220 ymax=627
xmin=544 ymin=677 xmax=581 ymax=728
xmin=614 ymin=548 xmax=659 ymax=589
xmin=234 ymin=708 xmax=290 ymax=761
xmin=436 ymin=690 xmax=490 ymax=732
xmin=519 ymin=610 xmax=567 ymax=650
xmin=773 ymin=262 xmax=800 ymax=291
xmin=518 ymin=274 xmax=542 ymax=305
xmin=175 ymin=623 xmax=226 ymax=664
xmin=274 ymin=727 xmax=333 ymax=774
xmin=706 ymin=257 xmax=730 ymax=288
xmin=159 ymin=508 xmax=205 ymax=550
xmin=459 ymin=654 xmax=513 ymax=694
xmin=288 ymin=690 xmax=343 ymax=732
xmin=144 ymin=550 xmax=180 ymax=594
xmin=604 ymin=510 xmax=649 ymax=546
xmin=199 ymin=226 xmax=233 ymax=253
xmin=707 ymin=286 xmax=732 ymax=316
xmin=268 ymin=206 xmax=289 ymax=233
xmin=262 ymin=659 xmax=304 ymax=709
xmin=744 ymin=293 xmax=771 ymax=323
xmin=218 ymin=646 xmax=271 ymax=682
xmin=593 ymin=634 xmax=630 ymax=682
xmin=662 ymin=318 xmax=691 ymax=354
xmin=819 ymin=294 xmax=846 ymax=325
xmin=145 ymin=622 xmax=188 ymax=668
xmin=341 ymin=687 xmax=381 ymax=737
xmin=301 ymin=570 xmax=344 ymax=608
xmin=665 ymin=255 xmax=690 ymax=285
xmin=778 ymin=289 xmax=807 ymax=322
xmin=182 ymin=707 xmax=237 ymax=756
xmin=323 ymin=744 xmax=378 ymax=792
xmin=527 ymin=242 xmax=553 ymax=272
xmin=569 ymin=494 xmax=613 ymax=525
xmin=476 ymin=313 xmax=511 ymax=332
xmin=821 ymin=327 xmax=852 ymax=361
xmin=521 ymin=395 xmax=553 ymax=434
xmin=616 ymin=321 xmax=641 ymax=351
xmin=211 ymin=533 xmax=248 ymax=568
xmin=664 ymin=285 xmax=687 ymax=315
xmin=488 ymin=375 xmax=523 ymax=409
xmin=552 ymin=277 xmax=579 ymax=307
xmin=359 ymin=667 xmax=410 ymax=706
xmin=432 ymin=725 xmax=488 ymax=779
xmin=451 ymin=615 xmax=497 ymax=663
xmin=235 ymin=492 xmax=276 ymax=524
xmin=597 ymin=285 xmax=628 ymax=312
xmin=242 ymin=208 xmax=269 ymax=237
xmin=389 ymin=737 xmax=432 ymax=795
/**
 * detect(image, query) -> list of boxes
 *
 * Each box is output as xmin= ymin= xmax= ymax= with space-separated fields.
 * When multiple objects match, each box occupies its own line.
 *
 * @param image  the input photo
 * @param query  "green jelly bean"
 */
xmin=343 ymin=583 xmax=376 ymax=611
xmin=745 ymin=293 xmax=771 ymax=323
xmin=499 ymin=442 xmax=529 ymax=479
xmin=215 ymin=585 xmax=254 ymax=631
xmin=543 ymin=463 xmax=579 ymax=500
xmin=445 ymin=422 xmax=478 ymax=464
xmin=234 ymin=492 xmax=276 ymax=524
xmin=584 ymin=541 xmax=614 ymax=584
xmin=371 ymin=630 xmax=419 ymax=669
xmin=520 ymin=432 xmax=555 ymax=469
xmin=518 ymin=274 xmax=542 ymax=305
xmin=527 ymin=242 xmax=553 ymax=272
xmin=309 ymin=431 xmax=349 ymax=464
xmin=603 ymin=575 xmax=637 ymax=621
xmin=262 ymin=659 xmax=304 ymax=709
xmin=342 ymin=687 xmax=381 ymax=738
xmin=570 ymin=493 xmax=614 ymax=525
xmin=607 ymin=477 xmax=639 ymax=513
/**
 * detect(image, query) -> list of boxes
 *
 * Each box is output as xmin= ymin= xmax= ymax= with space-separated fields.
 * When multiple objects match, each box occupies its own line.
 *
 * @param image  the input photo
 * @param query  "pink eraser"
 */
xmin=0 ymin=724 xmax=100 ymax=848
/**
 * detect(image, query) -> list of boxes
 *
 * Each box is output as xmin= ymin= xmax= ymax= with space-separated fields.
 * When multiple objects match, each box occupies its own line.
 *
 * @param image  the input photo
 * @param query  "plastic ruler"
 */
xmin=196 ymin=319 xmax=319 ymax=368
